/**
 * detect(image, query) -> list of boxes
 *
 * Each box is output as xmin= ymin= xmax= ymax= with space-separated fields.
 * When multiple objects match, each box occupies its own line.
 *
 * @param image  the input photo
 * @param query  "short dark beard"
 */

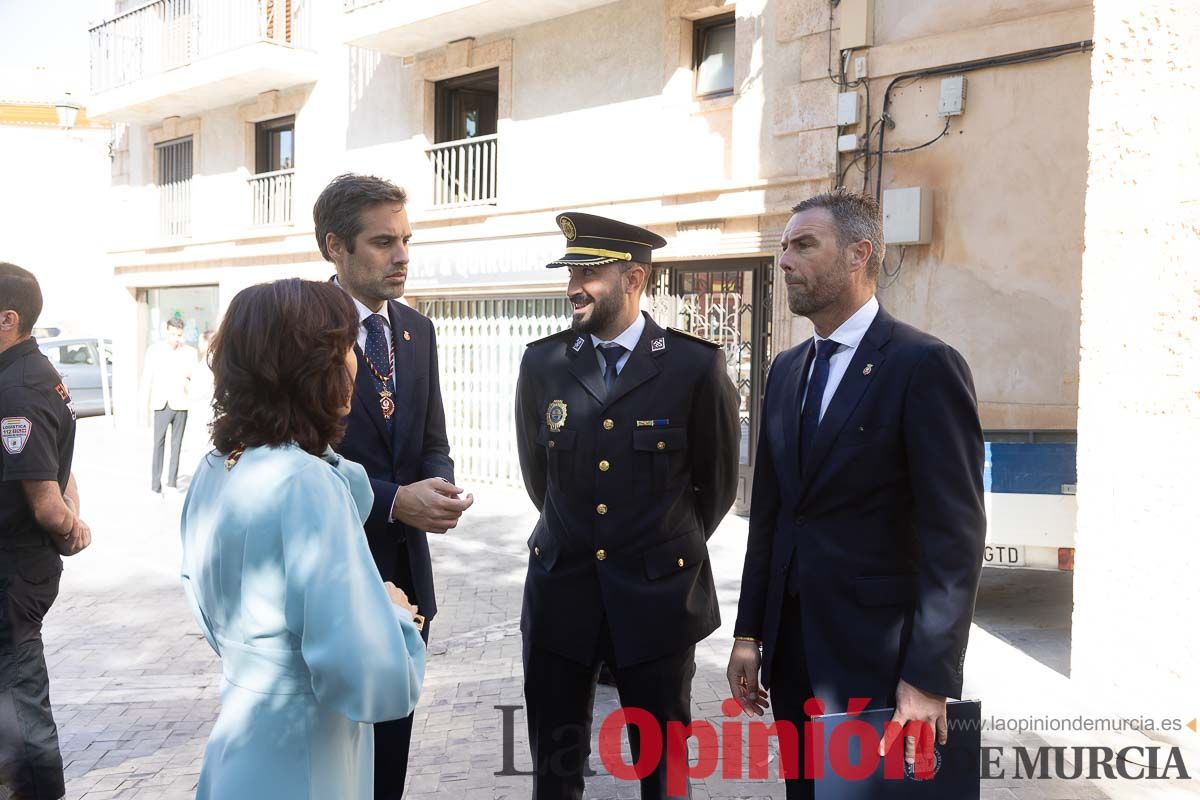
xmin=338 ymin=263 xmax=402 ymax=311
xmin=786 ymin=256 xmax=851 ymax=317
xmin=570 ymin=289 xmax=624 ymax=337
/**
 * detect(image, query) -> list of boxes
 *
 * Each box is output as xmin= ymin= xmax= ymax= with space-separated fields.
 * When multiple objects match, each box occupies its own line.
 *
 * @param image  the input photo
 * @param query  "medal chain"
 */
xmin=358 ymin=341 xmax=395 ymax=389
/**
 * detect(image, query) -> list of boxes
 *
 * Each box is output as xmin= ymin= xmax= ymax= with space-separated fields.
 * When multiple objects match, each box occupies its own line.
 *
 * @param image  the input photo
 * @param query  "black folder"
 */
xmin=813 ymin=699 xmax=981 ymax=799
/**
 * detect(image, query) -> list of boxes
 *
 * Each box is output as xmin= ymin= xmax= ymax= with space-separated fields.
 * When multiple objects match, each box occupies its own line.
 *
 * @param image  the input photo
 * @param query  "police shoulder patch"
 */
xmin=667 ymin=327 xmax=720 ymax=348
xmin=2 ymin=416 xmax=32 ymax=455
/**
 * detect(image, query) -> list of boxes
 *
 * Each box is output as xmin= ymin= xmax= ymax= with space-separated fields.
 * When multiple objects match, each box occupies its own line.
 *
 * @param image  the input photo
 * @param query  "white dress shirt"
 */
xmin=802 ymin=295 xmax=880 ymax=422
xmin=590 ymin=312 xmax=645 ymax=376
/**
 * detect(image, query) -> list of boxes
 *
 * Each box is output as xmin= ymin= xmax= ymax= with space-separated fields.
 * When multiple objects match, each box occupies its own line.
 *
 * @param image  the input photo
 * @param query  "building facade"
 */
xmin=89 ymin=0 xmax=1094 ymax=504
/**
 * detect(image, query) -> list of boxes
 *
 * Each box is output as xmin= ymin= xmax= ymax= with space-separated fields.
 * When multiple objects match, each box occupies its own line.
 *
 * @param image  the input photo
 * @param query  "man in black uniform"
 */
xmin=516 ymin=213 xmax=740 ymax=799
xmin=0 ymin=263 xmax=92 ymax=800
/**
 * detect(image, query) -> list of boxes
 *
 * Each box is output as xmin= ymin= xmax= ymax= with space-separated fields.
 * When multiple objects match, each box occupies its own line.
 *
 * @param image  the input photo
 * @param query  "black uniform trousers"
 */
xmin=524 ymin=622 xmax=696 ymax=800
xmin=769 ymin=592 xmax=816 ymax=800
xmin=151 ymin=406 xmax=188 ymax=492
xmin=373 ymin=604 xmax=428 ymax=800
xmin=0 ymin=545 xmax=65 ymax=800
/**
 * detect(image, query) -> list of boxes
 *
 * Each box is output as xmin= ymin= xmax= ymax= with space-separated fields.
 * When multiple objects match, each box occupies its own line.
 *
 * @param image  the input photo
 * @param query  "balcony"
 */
xmin=427 ymin=135 xmax=499 ymax=210
xmin=159 ymin=178 xmax=192 ymax=238
xmin=89 ymin=0 xmax=320 ymax=123
xmin=342 ymin=0 xmax=619 ymax=56
xmin=248 ymin=168 xmax=294 ymax=226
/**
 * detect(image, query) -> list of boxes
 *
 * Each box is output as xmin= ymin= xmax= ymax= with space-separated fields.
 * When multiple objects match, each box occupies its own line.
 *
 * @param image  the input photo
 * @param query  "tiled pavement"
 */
xmin=32 ymin=418 xmax=1199 ymax=798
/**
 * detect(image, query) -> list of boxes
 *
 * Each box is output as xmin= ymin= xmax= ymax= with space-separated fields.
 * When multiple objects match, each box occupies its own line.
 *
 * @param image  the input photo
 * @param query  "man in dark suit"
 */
xmin=314 ymin=173 xmax=474 ymax=800
xmin=516 ymin=212 xmax=740 ymax=799
xmin=726 ymin=190 xmax=986 ymax=799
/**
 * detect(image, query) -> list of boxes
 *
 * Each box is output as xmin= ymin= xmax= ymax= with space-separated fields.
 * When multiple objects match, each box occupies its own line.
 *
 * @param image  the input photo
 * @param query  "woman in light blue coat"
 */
xmin=180 ymin=279 xmax=425 ymax=800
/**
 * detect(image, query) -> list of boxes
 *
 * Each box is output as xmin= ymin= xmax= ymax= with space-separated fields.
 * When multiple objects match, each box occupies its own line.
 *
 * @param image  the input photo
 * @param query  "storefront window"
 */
xmin=145 ymin=285 xmax=219 ymax=347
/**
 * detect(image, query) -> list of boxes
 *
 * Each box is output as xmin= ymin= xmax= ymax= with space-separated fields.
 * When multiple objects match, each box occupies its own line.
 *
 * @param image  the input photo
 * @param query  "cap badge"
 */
xmin=546 ymin=400 xmax=569 ymax=432
xmin=559 ymin=216 xmax=577 ymax=241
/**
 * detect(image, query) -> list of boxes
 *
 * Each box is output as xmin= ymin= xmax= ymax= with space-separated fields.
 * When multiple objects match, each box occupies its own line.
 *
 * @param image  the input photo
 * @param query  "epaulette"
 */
xmin=526 ymin=329 xmax=574 ymax=347
xmin=667 ymin=327 xmax=720 ymax=348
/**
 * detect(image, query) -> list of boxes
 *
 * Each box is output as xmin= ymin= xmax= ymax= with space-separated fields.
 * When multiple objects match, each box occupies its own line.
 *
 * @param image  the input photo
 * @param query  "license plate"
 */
xmin=983 ymin=545 xmax=1026 ymax=567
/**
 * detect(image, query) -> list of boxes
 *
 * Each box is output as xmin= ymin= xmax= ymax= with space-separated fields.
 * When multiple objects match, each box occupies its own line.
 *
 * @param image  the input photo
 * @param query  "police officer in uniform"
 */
xmin=516 ymin=214 xmax=740 ymax=799
xmin=1 ymin=263 xmax=91 ymax=800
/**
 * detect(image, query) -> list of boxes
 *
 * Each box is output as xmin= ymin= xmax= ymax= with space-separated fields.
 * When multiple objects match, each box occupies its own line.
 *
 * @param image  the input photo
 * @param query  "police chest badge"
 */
xmin=545 ymin=400 xmax=568 ymax=432
xmin=1 ymin=417 xmax=31 ymax=455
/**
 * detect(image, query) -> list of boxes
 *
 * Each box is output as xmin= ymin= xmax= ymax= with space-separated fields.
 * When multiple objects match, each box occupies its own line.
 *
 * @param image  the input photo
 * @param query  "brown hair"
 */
xmin=792 ymin=189 xmax=885 ymax=280
xmin=209 ymin=279 xmax=359 ymax=457
xmin=313 ymin=173 xmax=408 ymax=261
xmin=0 ymin=262 xmax=43 ymax=335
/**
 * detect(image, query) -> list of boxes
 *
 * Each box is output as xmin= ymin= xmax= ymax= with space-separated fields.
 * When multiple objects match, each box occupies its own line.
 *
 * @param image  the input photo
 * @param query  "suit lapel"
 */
xmin=566 ymin=334 xmax=606 ymax=405
xmin=602 ymin=314 xmax=665 ymax=410
xmin=387 ymin=302 xmax=416 ymax=455
xmin=353 ymin=346 xmax=391 ymax=450
xmin=799 ymin=308 xmax=896 ymax=495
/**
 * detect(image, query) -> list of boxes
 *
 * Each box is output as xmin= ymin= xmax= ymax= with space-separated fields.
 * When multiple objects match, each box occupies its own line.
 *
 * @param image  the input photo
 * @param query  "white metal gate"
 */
xmin=419 ymin=296 xmax=572 ymax=487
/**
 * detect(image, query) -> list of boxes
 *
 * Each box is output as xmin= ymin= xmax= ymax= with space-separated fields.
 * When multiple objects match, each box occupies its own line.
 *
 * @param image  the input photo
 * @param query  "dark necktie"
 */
xmin=799 ymin=338 xmax=841 ymax=463
xmin=363 ymin=313 xmax=395 ymax=429
xmin=599 ymin=343 xmax=626 ymax=396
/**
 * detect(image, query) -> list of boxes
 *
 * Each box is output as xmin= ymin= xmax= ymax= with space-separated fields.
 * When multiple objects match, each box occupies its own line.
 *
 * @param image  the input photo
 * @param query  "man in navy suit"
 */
xmin=726 ymin=190 xmax=986 ymax=799
xmin=314 ymin=173 xmax=474 ymax=800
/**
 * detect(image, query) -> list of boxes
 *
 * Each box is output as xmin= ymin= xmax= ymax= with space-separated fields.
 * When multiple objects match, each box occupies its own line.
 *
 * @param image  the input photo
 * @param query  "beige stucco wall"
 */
xmin=773 ymin=0 xmax=1094 ymax=430
xmin=1071 ymin=0 xmax=1200 ymax=743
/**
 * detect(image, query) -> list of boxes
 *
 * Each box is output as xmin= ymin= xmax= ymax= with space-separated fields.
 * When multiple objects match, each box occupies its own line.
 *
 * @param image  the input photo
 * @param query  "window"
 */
xmin=252 ymin=116 xmax=296 ymax=225
xmin=156 ymin=136 xmax=193 ymax=237
xmin=256 ymin=115 xmax=295 ymax=173
xmin=39 ymin=344 xmax=96 ymax=366
xmin=694 ymin=13 xmax=736 ymax=98
xmin=435 ymin=69 xmax=499 ymax=143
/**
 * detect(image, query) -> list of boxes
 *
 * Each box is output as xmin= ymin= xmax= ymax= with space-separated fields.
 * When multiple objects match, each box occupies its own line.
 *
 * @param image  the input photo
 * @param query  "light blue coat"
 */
xmin=181 ymin=444 xmax=425 ymax=800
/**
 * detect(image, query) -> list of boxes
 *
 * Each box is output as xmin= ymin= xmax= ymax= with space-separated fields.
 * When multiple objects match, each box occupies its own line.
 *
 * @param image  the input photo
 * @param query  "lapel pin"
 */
xmin=651 ymin=337 xmax=666 ymax=352
xmin=572 ymin=337 xmax=585 ymax=352
xmin=403 ymin=330 xmax=411 ymax=341
xmin=863 ymin=363 xmax=874 ymax=376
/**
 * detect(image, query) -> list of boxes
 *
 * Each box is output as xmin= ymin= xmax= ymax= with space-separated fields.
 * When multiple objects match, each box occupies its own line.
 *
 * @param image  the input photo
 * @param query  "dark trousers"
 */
xmin=373 ymin=617 xmax=430 ymax=800
xmin=151 ymin=406 xmax=187 ymax=491
xmin=523 ymin=626 xmax=696 ymax=800
xmin=0 ymin=546 xmax=65 ymax=800
xmin=770 ymin=593 xmax=816 ymax=800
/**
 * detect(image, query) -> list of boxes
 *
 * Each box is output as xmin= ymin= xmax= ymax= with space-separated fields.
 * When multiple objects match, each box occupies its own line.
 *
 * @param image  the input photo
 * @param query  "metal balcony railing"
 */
xmin=159 ymin=177 xmax=191 ymax=238
xmin=90 ymin=0 xmax=310 ymax=94
xmin=426 ymin=134 xmax=499 ymax=210
xmin=249 ymin=168 xmax=294 ymax=226
xmin=157 ymin=136 xmax=192 ymax=237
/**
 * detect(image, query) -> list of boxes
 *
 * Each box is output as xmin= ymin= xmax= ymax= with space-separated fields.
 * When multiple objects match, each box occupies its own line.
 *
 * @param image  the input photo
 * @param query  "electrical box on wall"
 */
xmin=882 ymin=187 xmax=933 ymax=245
xmin=938 ymin=76 xmax=967 ymax=116
xmin=837 ymin=134 xmax=862 ymax=152
xmin=838 ymin=0 xmax=875 ymax=50
xmin=837 ymin=92 xmax=860 ymax=126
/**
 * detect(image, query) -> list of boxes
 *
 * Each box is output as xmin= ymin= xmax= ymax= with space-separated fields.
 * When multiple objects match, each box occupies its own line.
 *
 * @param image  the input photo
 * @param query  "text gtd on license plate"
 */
xmin=983 ymin=545 xmax=1025 ymax=566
